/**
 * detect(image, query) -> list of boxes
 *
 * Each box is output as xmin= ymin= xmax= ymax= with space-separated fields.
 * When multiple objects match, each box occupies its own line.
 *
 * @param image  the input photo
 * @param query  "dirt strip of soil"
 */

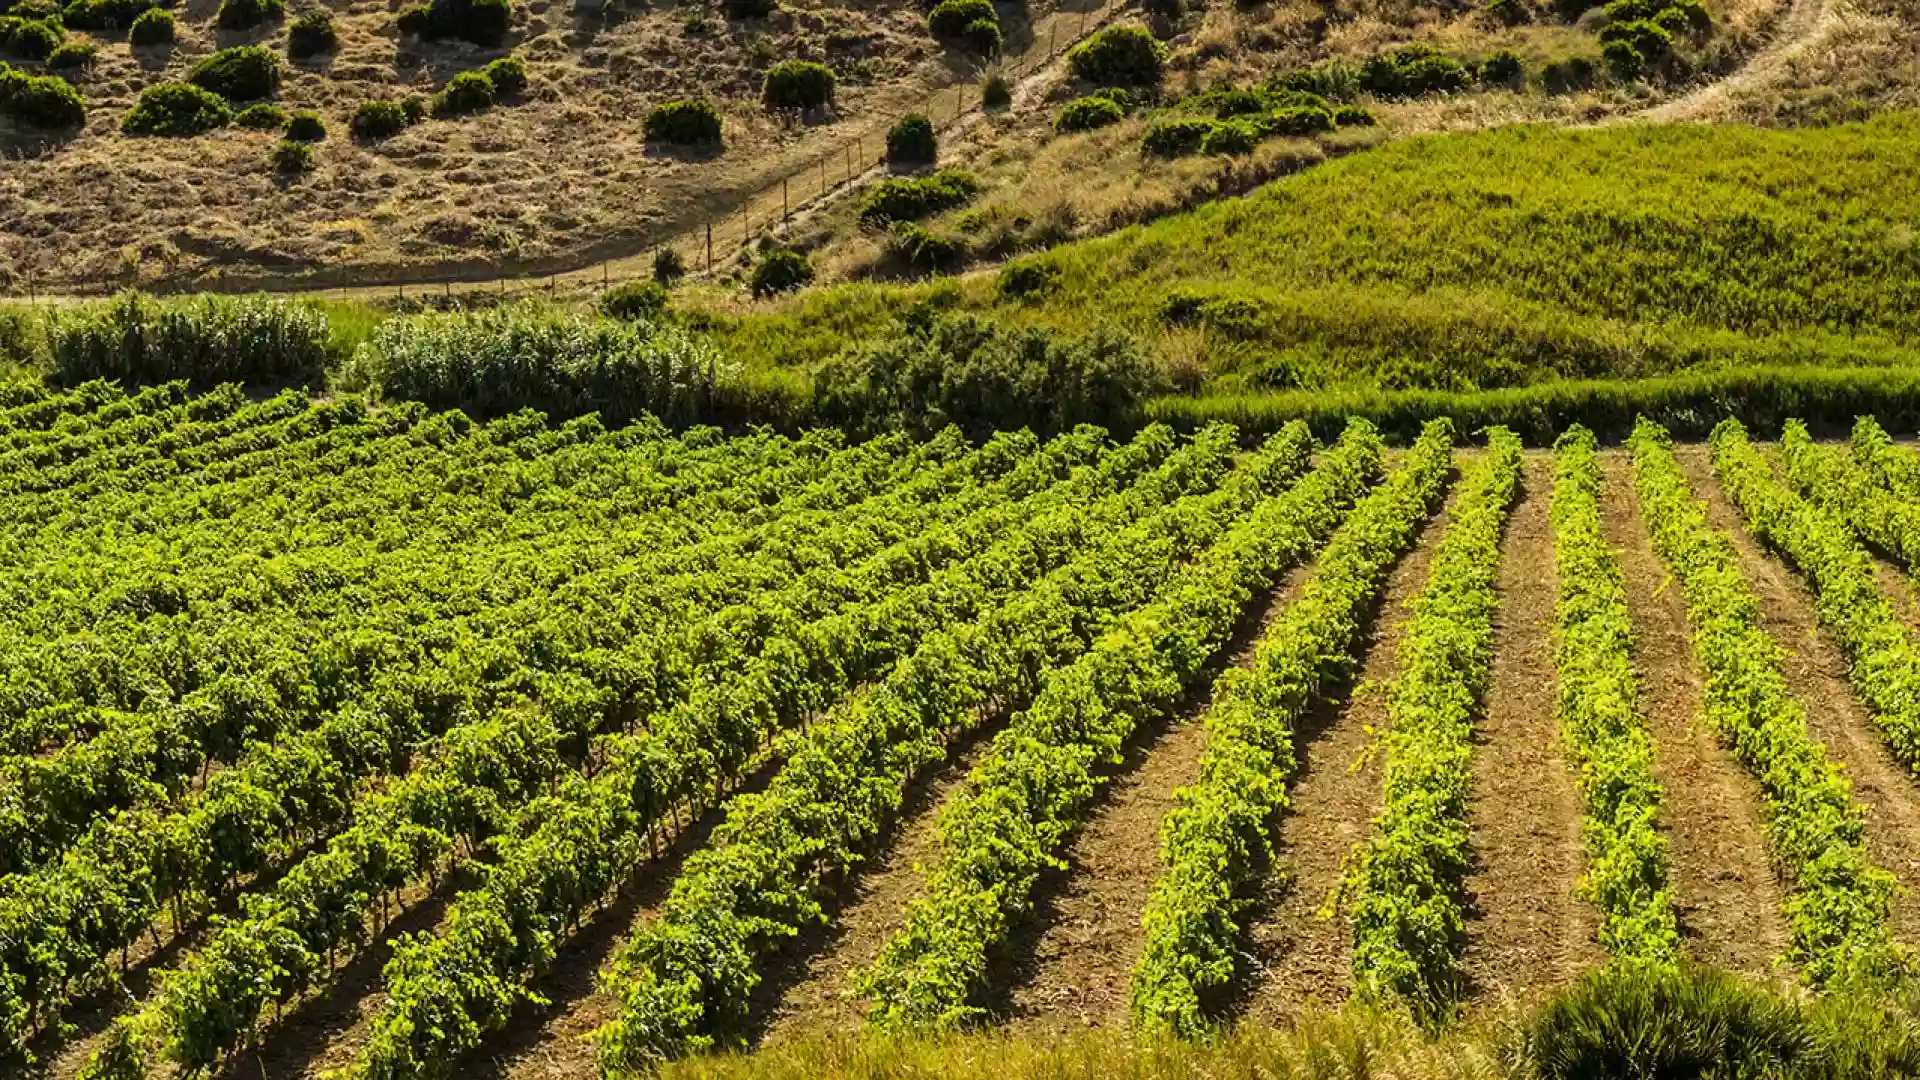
xmin=1231 ymin=476 xmax=1464 ymax=1025
xmin=997 ymin=560 xmax=1319 ymax=1033
xmin=1461 ymin=453 xmax=1600 ymax=1011
xmin=1677 ymin=446 xmax=1920 ymax=952
xmin=1600 ymin=451 xmax=1793 ymax=979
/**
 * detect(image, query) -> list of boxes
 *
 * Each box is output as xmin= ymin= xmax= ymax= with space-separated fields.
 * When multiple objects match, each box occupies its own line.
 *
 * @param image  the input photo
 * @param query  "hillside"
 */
xmin=700 ymin=114 xmax=1920 ymax=399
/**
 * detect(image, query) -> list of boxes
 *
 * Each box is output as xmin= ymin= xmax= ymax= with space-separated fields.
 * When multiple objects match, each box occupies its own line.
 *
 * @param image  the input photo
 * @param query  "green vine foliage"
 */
xmin=1631 ymin=417 xmax=1905 ymax=989
xmin=1346 ymin=426 xmax=1524 ymax=1025
xmin=1850 ymin=416 xmax=1920 ymax=502
xmin=348 ymin=427 xmax=1226 ymax=1079
xmin=1549 ymin=425 xmax=1678 ymax=969
xmin=1129 ymin=417 xmax=1455 ymax=1039
xmin=1719 ymin=419 xmax=1920 ymax=776
xmin=1779 ymin=417 xmax=1920 ymax=571
xmin=592 ymin=424 xmax=1322 ymax=1074
xmin=858 ymin=420 xmax=1387 ymax=1032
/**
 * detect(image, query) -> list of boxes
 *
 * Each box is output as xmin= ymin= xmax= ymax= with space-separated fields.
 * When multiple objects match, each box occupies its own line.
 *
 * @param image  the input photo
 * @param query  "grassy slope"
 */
xmin=701 ymin=114 xmax=1920 ymax=396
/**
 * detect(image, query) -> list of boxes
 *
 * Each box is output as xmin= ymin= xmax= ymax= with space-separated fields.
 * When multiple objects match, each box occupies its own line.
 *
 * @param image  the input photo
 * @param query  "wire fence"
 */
xmin=12 ymin=0 xmax=1126 ymax=308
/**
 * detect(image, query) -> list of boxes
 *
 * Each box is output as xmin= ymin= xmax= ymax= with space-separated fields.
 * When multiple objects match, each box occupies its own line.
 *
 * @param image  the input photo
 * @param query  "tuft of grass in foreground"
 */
xmin=658 ymin=965 xmax=1920 ymax=1080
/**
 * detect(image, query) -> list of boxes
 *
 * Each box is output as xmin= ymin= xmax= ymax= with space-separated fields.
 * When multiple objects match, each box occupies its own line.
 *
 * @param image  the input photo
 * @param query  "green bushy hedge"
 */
xmin=339 ymin=301 xmax=727 ymax=423
xmin=396 ymin=0 xmax=510 ymax=46
xmin=0 ymin=61 xmax=84 ymax=128
xmin=432 ymin=69 xmax=494 ymax=115
xmin=287 ymin=10 xmax=336 ymax=57
xmin=189 ymin=45 xmax=281 ymax=101
xmin=885 ymin=112 xmax=936 ymax=164
xmin=1066 ymin=23 xmax=1164 ymax=87
xmin=285 ymin=108 xmax=324 ymax=140
xmin=351 ymin=98 xmax=415 ymax=139
xmin=750 ymin=248 xmax=813 ymax=297
xmin=858 ymin=169 xmax=980 ymax=224
xmin=644 ymin=98 xmax=722 ymax=145
xmin=215 ymin=0 xmax=281 ymax=30
xmin=928 ymin=0 xmax=991 ymax=38
xmin=1055 ymin=94 xmax=1124 ymax=131
xmin=128 ymin=6 xmax=172 ymax=43
xmin=47 ymin=293 xmax=331 ymax=388
xmin=61 ymin=0 xmax=164 ymax=30
xmin=123 ymin=80 xmax=229 ymax=135
xmin=762 ymin=59 xmax=833 ymax=111
xmin=233 ymin=101 xmax=287 ymax=129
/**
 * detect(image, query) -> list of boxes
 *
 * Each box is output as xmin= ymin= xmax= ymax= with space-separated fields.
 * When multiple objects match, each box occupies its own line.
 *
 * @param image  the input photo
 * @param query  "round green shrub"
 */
xmin=287 ymin=10 xmax=337 ymax=57
xmin=1198 ymin=118 xmax=1256 ymax=155
xmin=1250 ymin=103 xmax=1333 ymax=135
xmin=653 ymin=247 xmax=687 ymax=285
xmin=1479 ymin=48 xmax=1523 ymax=83
xmin=761 ymin=59 xmax=833 ymax=111
xmin=270 ymin=137 xmax=312 ymax=172
xmin=858 ymin=169 xmax=980 ymax=224
xmin=1140 ymin=116 xmax=1214 ymax=157
xmin=123 ymin=81 xmax=231 ymax=135
xmin=401 ymin=94 xmax=428 ymax=122
xmin=396 ymin=0 xmax=510 ymax=46
xmin=885 ymin=113 xmax=935 ymax=165
xmin=1331 ymin=103 xmax=1375 ymax=125
xmin=998 ymin=259 xmax=1059 ymax=299
xmin=887 ymin=221 xmax=964 ymax=275
xmin=928 ymin=0 xmax=991 ymax=39
xmin=484 ymin=55 xmax=526 ymax=95
xmin=61 ymin=0 xmax=164 ymax=30
xmin=980 ymin=69 xmax=1010 ymax=108
xmin=1053 ymin=94 xmax=1123 ymax=131
xmin=1066 ymin=23 xmax=1164 ymax=87
xmin=46 ymin=40 xmax=95 ymax=71
xmin=351 ymin=98 xmax=411 ymax=139
xmin=433 ymin=69 xmax=495 ymax=116
xmin=128 ymin=7 xmax=172 ymax=44
xmin=10 ymin=19 xmax=62 ymax=60
xmin=189 ymin=45 xmax=282 ymax=101
xmin=644 ymin=97 xmax=723 ymax=145
xmin=600 ymin=280 xmax=669 ymax=320
xmin=749 ymin=247 xmax=813 ymax=297
xmin=285 ymin=108 xmax=324 ymax=140
xmin=1359 ymin=44 xmax=1471 ymax=97
xmin=1602 ymin=37 xmax=1643 ymax=78
xmin=0 ymin=66 xmax=85 ymax=127
xmin=216 ymin=0 xmax=283 ymax=30
xmin=961 ymin=17 xmax=998 ymax=55
xmin=234 ymin=101 xmax=288 ymax=129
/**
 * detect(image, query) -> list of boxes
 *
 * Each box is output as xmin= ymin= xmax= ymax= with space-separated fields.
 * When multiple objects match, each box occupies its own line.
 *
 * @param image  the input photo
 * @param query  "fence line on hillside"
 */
xmin=11 ymin=0 xmax=1127 ymax=308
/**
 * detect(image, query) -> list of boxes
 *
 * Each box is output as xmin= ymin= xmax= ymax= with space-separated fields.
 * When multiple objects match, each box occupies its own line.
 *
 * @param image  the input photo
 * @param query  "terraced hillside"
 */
xmin=4 ymin=384 xmax=1920 ymax=1077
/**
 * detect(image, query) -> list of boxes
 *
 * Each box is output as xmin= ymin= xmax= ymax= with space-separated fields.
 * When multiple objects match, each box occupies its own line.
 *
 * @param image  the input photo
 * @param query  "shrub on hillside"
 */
xmin=122 ymin=81 xmax=229 ymax=134
xmin=190 ymin=45 xmax=281 ymax=101
xmin=858 ymin=169 xmax=980 ymax=224
xmin=725 ymin=0 xmax=772 ymax=17
xmin=997 ymin=259 xmax=1059 ymax=299
xmin=1250 ymin=103 xmax=1334 ymax=135
xmin=270 ymin=137 xmax=312 ymax=172
xmin=0 ymin=63 xmax=85 ymax=127
xmin=961 ymin=17 xmax=998 ymax=55
xmin=351 ymin=98 xmax=413 ymax=138
xmin=48 ymin=293 xmax=331 ymax=387
xmin=46 ymin=41 xmax=94 ymax=71
xmin=1198 ymin=118 xmax=1257 ymax=155
xmin=285 ymin=108 xmax=323 ymax=140
xmin=653 ymin=247 xmax=687 ymax=285
xmin=61 ymin=0 xmax=164 ymax=30
xmin=599 ymin=280 xmax=668 ymax=321
xmin=128 ymin=6 xmax=172 ymax=43
xmin=287 ymin=10 xmax=337 ymax=57
xmin=1141 ymin=116 xmax=1214 ymax=157
xmin=1332 ymin=103 xmax=1375 ymax=125
xmin=5 ymin=18 xmax=62 ymax=59
xmin=815 ymin=311 xmax=1168 ymax=435
xmin=750 ymin=248 xmax=813 ymax=297
xmin=1479 ymin=48 xmax=1523 ymax=83
xmin=1054 ymin=94 xmax=1124 ymax=131
xmin=233 ymin=101 xmax=287 ymax=129
xmin=644 ymin=98 xmax=722 ymax=145
xmin=340 ymin=301 xmax=726 ymax=423
xmin=928 ymin=0 xmax=991 ymax=39
xmin=216 ymin=0 xmax=281 ymax=29
xmin=1360 ymin=44 xmax=1471 ymax=97
xmin=484 ymin=55 xmax=526 ymax=94
xmin=1066 ymin=24 xmax=1164 ymax=87
xmin=885 ymin=113 xmax=935 ymax=165
xmin=1602 ymin=38 xmax=1643 ymax=78
xmin=432 ymin=69 xmax=494 ymax=115
xmin=1600 ymin=18 xmax=1673 ymax=59
xmin=761 ymin=59 xmax=833 ymax=111
xmin=396 ymin=0 xmax=510 ymax=46
xmin=887 ymin=221 xmax=965 ymax=275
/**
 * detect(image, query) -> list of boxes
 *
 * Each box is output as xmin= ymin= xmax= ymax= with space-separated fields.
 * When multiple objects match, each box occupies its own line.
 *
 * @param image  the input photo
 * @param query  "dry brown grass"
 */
xmin=0 ymin=0 xmax=1021 ymax=290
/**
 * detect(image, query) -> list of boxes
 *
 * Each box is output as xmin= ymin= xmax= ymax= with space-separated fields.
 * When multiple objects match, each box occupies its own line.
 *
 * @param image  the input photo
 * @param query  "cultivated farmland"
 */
xmin=6 ymin=382 xmax=1920 ymax=1078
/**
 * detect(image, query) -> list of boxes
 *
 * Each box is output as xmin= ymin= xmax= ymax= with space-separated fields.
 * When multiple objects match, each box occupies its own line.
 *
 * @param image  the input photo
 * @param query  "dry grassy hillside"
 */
xmin=0 ymin=0 xmax=1017 ymax=288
